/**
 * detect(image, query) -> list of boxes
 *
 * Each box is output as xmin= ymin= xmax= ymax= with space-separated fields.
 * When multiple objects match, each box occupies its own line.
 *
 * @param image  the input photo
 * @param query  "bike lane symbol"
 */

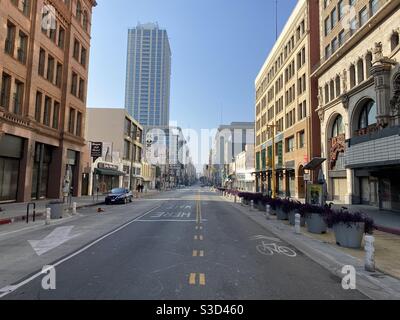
xmin=250 ymin=235 xmax=297 ymax=258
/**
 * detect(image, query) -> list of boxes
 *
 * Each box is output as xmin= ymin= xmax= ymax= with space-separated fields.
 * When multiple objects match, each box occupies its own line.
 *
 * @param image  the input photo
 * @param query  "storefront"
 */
xmin=94 ymin=162 xmax=125 ymax=193
xmin=0 ymin=134 xmax=23 ymax=202
xmin=31 ymin=143 xmax=53 ymax=200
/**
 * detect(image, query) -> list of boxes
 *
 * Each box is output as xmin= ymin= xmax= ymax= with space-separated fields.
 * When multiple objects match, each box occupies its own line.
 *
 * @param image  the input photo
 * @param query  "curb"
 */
xmin=0 ymin=201 xmax=104 ymax=226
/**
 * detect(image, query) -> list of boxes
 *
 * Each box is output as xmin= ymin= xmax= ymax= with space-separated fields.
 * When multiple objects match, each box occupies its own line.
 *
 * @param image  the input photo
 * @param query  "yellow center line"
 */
xmin=199 ymin=273 xmax=206 ymax=286
xmin=199 ymin=250 xmax=204 ymax=257
xmin=189 ymin=273 xmax=196 ymax=285
xmin=192 ymin=250 xmax=198 ymax=257
xmin=194 ymin=235 xmax=198 ymax=240
xmin=199 ymin=235 xmax=203 ymax=241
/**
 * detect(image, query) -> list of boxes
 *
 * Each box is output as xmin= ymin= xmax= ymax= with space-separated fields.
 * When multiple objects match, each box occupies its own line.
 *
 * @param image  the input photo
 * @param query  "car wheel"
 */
xmin=129 ymin=196 xmax=133 ymax=203
xmin=124 ymin=197 xmax=128 ymax=205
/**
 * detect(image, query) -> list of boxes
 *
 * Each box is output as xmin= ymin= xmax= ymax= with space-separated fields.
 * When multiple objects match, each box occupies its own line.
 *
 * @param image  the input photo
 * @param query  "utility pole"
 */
xmin=267 ymin=123 xmax=277 ymax=198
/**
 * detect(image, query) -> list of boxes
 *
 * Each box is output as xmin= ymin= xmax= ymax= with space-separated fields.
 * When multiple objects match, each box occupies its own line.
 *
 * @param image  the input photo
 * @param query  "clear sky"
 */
xmin=87 ymin=0 xmax=297 ymax=133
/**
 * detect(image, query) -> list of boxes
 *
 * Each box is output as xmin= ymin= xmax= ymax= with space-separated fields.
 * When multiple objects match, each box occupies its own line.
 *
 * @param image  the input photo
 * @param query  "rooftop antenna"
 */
xmin=275 ymin=0 xmax=278 ymax=40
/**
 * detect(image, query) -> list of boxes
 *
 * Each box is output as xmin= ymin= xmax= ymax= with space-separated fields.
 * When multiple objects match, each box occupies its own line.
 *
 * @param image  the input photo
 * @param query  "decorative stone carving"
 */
xmin=373 ymin=42 xmax=384 ymax=63
xmin=318 ymin=87 xmax=323 ymax=106
xmin=341 ymin=94 xmax=349 ymax=109
xmin=329 ymin=134 xmax=346 ymax=170
xmin=390 ymin=74 xmax=400 ymax=117
xmin=317 ymin=108 xmax=324 ymax=122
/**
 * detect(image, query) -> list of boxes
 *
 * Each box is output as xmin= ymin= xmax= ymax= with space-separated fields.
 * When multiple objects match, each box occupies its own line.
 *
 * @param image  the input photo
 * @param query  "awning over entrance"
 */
xmin=94 ymin=168 xmax=125 ymax=176
xmin=304 ymin=157 xmax=326 ymax=170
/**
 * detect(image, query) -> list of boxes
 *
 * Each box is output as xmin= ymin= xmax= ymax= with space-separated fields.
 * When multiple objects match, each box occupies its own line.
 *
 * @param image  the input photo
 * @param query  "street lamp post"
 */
xmin=266 ymin=123 xmax=277 ymax=199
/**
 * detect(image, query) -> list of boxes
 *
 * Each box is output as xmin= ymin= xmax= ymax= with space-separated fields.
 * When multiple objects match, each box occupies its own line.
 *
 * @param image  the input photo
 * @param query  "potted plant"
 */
xmin=302 ymin=203 xmax=330 ymax=234
xmin=276 ymin=198 xmax=294 ymax=220
xmin=324 ymin=210 xmax=374 ymax=249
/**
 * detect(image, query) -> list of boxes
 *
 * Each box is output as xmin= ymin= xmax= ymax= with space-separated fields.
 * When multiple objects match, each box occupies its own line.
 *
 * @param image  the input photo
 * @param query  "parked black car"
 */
xmin=105 ymin=188 xmax=133 ymax=205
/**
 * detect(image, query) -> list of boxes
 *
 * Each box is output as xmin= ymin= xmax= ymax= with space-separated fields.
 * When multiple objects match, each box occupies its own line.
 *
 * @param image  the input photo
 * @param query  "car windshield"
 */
xmin=110 ymin=188 xmax=126 ymax=194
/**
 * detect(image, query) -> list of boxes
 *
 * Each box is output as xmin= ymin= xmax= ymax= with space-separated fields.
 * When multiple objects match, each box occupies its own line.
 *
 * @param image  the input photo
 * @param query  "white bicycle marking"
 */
xmin=250 ymin=235 xmax=297 ymax=258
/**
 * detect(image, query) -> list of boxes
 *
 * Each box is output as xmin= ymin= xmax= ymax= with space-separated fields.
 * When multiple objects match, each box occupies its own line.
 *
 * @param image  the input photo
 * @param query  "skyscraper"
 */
xmin=125 ymin=23 xmax=171 ymax=127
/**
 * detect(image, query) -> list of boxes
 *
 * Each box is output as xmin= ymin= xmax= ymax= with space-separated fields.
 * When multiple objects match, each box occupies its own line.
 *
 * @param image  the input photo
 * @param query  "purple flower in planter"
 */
xmin=324 ymin=209 xmax=375 ymax=234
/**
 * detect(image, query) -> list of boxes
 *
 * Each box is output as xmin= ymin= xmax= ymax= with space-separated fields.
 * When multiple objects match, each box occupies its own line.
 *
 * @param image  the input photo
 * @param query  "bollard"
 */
xmin=72 ymin=202 xmax=77 ymax=215
xmin=250 ymin=200 xmax=254 ymax=211
xmin=294 ymin=213 xmax=301 ymax=234
xmin=364 ymin=235 xmax=375 ymax=272
xmin=241 ymin=197 xmax=244 ymax=206
xmin=234 ymin=195 xmax=237 ymax=203
xmin=266 ymin=204 xmax=271 ymax=220
xmin=45 ymin=208 xmax=51 ymax=225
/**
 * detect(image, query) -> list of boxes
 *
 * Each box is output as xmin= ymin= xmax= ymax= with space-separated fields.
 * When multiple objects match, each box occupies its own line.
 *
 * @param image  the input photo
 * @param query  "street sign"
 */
xmin=91 ymin=142 xmax=103 ymax=159
xmin=304 ymin=173 xmax=311 ymax=181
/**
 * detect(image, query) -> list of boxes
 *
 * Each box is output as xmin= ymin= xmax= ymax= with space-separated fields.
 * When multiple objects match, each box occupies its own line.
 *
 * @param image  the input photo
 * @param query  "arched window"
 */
xmin=83 ymin=11 xmax=88 ymax=31
xmin=335 ymin=75 xmax=341 ymax=97
xmin=76 ymin=1 xmax=82 ymax=21
xmin=332 ymin=115 xmax=345 ymax=137
xmin=358 ymin=100 xmax=377 ymax=129
xmin=357 ymin=59 xmax=364 ymax=84
xmin=365 ymin=52 xmax=372 ymax=78
xmin=349 ymin=64 xmax=356 ymax=88
xmin=391 ymin=32 xmax=399 ymax=51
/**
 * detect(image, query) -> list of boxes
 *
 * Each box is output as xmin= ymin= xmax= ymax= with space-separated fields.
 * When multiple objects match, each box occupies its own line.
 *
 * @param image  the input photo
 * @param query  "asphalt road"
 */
xmin=2 ymin=187 xmax=366 ymax=300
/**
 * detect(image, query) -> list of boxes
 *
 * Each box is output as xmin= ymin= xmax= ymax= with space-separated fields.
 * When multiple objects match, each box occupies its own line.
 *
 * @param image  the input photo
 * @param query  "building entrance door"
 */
xmin=380 ymin=179 xmax=391 ymax=210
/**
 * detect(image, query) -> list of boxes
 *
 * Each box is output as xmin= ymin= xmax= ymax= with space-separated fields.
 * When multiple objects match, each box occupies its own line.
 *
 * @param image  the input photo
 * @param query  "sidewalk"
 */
xmin=0 ymin=189 xmax=162 ymax=226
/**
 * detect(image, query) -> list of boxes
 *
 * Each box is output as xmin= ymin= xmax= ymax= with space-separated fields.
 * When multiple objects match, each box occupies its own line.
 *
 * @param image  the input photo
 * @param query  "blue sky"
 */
xmin=87 ymin=0 xmax=297 ymax=133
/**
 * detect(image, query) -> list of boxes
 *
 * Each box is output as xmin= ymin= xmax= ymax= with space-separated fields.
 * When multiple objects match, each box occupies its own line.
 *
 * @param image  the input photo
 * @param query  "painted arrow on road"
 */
xmin=28 ymin=226 xmax=80 ymax=256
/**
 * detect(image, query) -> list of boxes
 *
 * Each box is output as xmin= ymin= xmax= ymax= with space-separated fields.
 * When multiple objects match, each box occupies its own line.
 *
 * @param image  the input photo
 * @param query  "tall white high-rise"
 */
xmin=125 ymin=23 xmax=171 ymax=126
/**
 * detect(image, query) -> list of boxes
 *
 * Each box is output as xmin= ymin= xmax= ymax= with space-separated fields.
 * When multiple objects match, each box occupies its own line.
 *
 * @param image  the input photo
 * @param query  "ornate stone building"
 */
xmin=313 ymin=0 xmax=400 ymax=210
xmin=0 ymin=0 xmax=96 ymax=202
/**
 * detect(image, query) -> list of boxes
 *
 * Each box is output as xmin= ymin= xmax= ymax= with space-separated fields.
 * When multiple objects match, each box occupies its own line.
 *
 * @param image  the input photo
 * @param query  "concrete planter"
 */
xmin=305 ymin=213 xmax=327 ymax=234
xmin=333 ymin=222 xmax=365 ymax=249
xmin=288 ymin=211 xmax=305 ymax=226
xmin=276 ymin=208 xmax=288 ymax=220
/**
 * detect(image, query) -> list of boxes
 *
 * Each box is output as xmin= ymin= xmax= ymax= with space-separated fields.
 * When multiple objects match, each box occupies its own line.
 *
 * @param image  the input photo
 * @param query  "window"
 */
xmin=58 ymin=27 xmax=65 ymax=49
xmin=83 ymin=11 xmax=88 ymax=31
xmin=71 ymin=72 xmax=78 ymax=96
xmin=35 ymin=91 xmax=42 ymax=122
xmin=338 ymin=30 xmax=345 ymax=46
xmin=358 ymin=100 xmax=377 ymax=129
xmin=325 ymin=44 xmax=331 ymax=59
xmin=286 ymin=136 xmax=295 ymax=153
xmin=43 ymin=96 xmax=51 ymax=126
xmin=68 ymin=108 xmax=75 ymax=134
xmin=331 ymin=37 xmax=338 ymax=54
xmin=124 ymin=140 xmax=130 ymax=160
xmin=76 ymin=112 xmax=82 ymax=136
xmin=47 ymin=55 xmax=55 ymax=82
xmin=391 ymin=32 xmax=399 ymax=51
xmin=357 ymin=59 xmax=364 ymax=84
xmin=78 ymin=78 xmax=85 ymax=100
xmin=338 ymin=0 xmax=344 ymax=20
xmin=330 ymin=80 xmax=335 ymax=101
xmin=324 ymin=17 xmax=330 ymax=36
xmin=5 ymin=21 xmax=16 ymax=56
xmin=56 ymin=63 xmax=63 ymax=87
xmin=365 ymin=52 xmax=372 ymax=78
xmin=49 ymin=20 xmax=57 ymax=42
xmin=1 ymin=73 xmax=12 ymax=109
xmin=17 ymin=31 xmax=28 ymax=64
xmin=370 ymin=0 xmax=379 ymax=16
xmin=359 ymin=7 xmax=368 ymax=28
xmin=52 ymin=101 xmax=60 ymax=129
xmin=349 ymin=64 xmax=356 ymax=88
xmin=350 ymin=18 xmax=357 ymax=35
xmin=13 ymin=80 xmax=24 ymax=114
xmin=298 ymin=131 xmax=305 ymax=148
xmin=331 ymin=7 xmax=337 ymax=29
xmin=332 ymin=115 xmax=344 ymax=137
xmin=76 ymin=1 xmax=82 ymax=21
xmin=80 ymin=47 xmax=87 ymax=67
xmin=73 ymin=39 xmax=80 ymax=60
xmin=335 ymin=75 xmax=341 ymax=97
xmin=325 ymin=84 xmax=329 ymax=104
xmin=38 ymin=48 xmax=46 ymax=76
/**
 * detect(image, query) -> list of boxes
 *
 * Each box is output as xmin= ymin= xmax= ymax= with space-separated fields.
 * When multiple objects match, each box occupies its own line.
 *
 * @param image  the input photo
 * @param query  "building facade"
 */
xmin=254 ymin=0 xmax=320 ymax=198
xmin=0 ymin=0 xmax=96 ymax=203
xmin=210 ymin=122 xmax=254 ymax=187
xmin=124 ymin=23 xmax=171 ymax=127
xmin=314 ymin=0 xmax=400 ymax=210
xmin=232 ymin=144 xmax=255 ymax=192
xmin=84 ymin=108 xmax=143 ymax=195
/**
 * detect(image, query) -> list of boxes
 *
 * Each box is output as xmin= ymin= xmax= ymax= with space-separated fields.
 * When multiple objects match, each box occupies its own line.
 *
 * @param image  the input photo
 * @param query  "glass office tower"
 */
xmin=125 ymin=23 xmax=171 ymax=127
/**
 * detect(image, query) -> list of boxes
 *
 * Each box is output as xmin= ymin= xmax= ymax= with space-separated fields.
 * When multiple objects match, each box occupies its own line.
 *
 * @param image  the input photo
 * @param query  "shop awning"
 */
xmin=94 ymin=168 xmax=126 ymax=176
xmin=304 ymin=157 xmax=326 ymax=170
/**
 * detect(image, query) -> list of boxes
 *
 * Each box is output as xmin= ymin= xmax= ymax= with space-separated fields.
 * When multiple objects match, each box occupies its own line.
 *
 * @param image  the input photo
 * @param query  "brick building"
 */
xmin=0 ymin=0 xmax=96 ymax=203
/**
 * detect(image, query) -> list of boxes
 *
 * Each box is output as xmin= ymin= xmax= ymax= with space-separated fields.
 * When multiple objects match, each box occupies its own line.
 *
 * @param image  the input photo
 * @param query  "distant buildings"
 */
xmin=124 ymin=23 xmax=171 ymax=127
xmin=0 ymin=0 xmax=96 ymax=203
xmin=209 ymin=122 xmax=254 ymax=187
